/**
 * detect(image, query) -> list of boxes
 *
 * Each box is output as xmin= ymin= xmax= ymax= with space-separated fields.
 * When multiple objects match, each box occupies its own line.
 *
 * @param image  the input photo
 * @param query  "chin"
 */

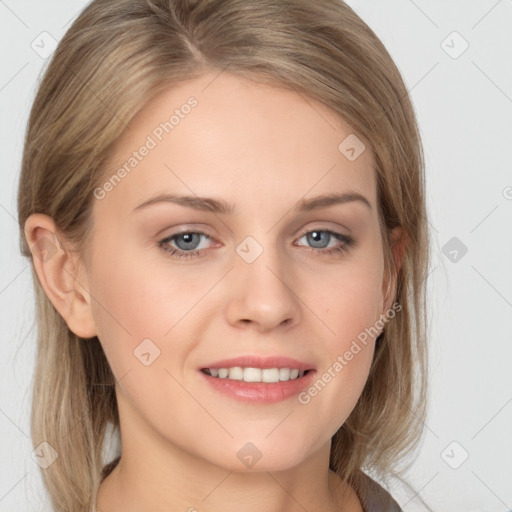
xmin=205 ymin=437 xmax=316 ymax=474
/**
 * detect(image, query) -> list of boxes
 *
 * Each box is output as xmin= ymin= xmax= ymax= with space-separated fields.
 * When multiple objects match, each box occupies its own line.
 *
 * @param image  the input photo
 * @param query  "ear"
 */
xmin=381 ymin=226 xmax=407 ymax=314
xmin=24 ymin=213 xmax=97 ymax=338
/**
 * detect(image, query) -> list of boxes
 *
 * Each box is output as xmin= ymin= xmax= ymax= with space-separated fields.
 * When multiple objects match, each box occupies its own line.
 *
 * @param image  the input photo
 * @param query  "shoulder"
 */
xmin=353 ymin=470 xmax=403 ymax=512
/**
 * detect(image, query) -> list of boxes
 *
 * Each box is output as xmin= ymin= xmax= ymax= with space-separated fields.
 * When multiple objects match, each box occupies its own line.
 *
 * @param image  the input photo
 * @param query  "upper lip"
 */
xmin=200 ymin=355 xmax=315 ymax=371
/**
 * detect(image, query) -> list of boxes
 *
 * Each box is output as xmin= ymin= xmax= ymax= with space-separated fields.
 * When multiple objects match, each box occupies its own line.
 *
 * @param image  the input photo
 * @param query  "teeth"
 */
xmin=279 ymin=368 xmax=290 ymax=380
xmin=204 ymin=367 xmax=306 ymax=383
xmin=244 ymin=367 xmax=261 ymax=382
xmin=262 ymin=368 xmax=279 ymax=383
xmin=228 ymin=367 xmax=244 ymax=380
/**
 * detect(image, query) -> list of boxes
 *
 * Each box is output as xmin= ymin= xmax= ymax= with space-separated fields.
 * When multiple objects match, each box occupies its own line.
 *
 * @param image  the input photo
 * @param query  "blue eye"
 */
xmin=295 ymin=229 xmax=354 ymax=254
xmin=158 ymin=231 xmax=211 ymax=259
xmin=158 ymin=229 xmax=355 ymax=260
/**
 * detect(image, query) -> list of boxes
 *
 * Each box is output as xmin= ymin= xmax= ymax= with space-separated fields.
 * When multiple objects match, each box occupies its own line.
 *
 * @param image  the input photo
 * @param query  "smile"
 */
xmin=201 ymin=367 xmax=311 ymax=383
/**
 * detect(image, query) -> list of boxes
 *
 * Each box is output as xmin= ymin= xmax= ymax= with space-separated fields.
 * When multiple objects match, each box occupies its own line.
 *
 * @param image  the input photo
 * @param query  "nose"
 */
xmin=224 ymin=243 xmax=301 ymax=333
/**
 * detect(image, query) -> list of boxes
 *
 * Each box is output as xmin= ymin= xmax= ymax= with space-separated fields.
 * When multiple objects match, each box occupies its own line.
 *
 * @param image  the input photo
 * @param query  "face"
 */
xmin=81 ymin=70 xmax=394 ymax=472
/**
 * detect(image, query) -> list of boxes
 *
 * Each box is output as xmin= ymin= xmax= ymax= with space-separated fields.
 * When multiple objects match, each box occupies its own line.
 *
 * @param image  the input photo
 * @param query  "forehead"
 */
xmin=96 ymin=71 xmax=376 ymax=216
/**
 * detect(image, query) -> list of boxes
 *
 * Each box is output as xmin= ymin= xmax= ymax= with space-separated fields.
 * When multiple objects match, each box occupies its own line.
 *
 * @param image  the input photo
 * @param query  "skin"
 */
xmin=25 ymin=70 xmax=404 ymax=512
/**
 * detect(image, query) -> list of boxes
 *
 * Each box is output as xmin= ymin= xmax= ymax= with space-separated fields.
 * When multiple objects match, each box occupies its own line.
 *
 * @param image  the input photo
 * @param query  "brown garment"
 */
xmin=355 ymin=471 xmax=403 ymax=512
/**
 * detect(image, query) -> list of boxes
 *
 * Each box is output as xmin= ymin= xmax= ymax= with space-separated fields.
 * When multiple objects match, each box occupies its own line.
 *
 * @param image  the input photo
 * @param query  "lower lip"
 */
xmin=199 ymin=370 xmax=317 ymax=404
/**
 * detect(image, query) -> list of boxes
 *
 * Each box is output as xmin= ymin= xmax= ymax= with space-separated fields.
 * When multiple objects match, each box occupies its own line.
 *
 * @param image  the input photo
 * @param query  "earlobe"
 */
xmin=24 ymin=213 xmax=97 ymax=339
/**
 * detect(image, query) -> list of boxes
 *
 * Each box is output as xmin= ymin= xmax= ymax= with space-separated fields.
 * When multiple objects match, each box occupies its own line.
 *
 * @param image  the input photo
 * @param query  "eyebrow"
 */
xmin=131 ymin=191 xmax=372 ymax=215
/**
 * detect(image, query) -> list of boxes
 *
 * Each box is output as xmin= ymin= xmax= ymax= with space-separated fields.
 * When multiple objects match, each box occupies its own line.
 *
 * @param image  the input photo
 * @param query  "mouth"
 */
xmin=200 ymin=367 xmax=313 ymax=383
xmin=198 ymin=355 xmax=316 ymax=403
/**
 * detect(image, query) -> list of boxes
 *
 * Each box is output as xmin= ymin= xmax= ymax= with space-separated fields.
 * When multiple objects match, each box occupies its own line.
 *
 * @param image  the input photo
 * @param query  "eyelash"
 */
xmin=157 ymin=229 xmax=355 ymax=260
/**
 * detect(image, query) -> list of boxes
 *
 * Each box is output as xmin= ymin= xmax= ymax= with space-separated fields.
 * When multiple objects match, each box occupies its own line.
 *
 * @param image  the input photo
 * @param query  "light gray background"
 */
xmin=1 ymin=1 xmax=511 ymax=511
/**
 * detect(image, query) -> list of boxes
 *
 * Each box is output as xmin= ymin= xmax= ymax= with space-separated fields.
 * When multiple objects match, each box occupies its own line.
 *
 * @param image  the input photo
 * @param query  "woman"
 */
xmin=18 ymin=1 xmax=430 ymax=510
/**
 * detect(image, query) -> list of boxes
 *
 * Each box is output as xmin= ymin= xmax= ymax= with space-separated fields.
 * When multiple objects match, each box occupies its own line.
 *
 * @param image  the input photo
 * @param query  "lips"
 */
xmin=198 ymin=355 xmax=317 ymax=404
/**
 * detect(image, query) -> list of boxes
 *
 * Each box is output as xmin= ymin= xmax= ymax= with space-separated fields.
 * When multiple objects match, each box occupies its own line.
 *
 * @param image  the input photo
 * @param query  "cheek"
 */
xmin=300 ymin=251 xmax=384 ymax=427
xmin=87 ymin=241 xmax=195 ymax=376
xmin=315 ymin=249 xmax=385 ymax=346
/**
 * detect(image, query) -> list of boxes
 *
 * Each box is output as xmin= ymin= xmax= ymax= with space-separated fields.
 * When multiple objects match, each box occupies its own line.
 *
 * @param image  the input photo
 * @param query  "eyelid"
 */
xmin=297 ymin=225 xmax=345 ymax=238
xmin=160 ymin=221 xmax=350 ymax=239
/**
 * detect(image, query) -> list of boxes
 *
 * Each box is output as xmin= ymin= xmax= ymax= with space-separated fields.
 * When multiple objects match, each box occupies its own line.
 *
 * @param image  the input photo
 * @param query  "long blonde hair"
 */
xmin=17 ymin=0 xmax=430 ymax=510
